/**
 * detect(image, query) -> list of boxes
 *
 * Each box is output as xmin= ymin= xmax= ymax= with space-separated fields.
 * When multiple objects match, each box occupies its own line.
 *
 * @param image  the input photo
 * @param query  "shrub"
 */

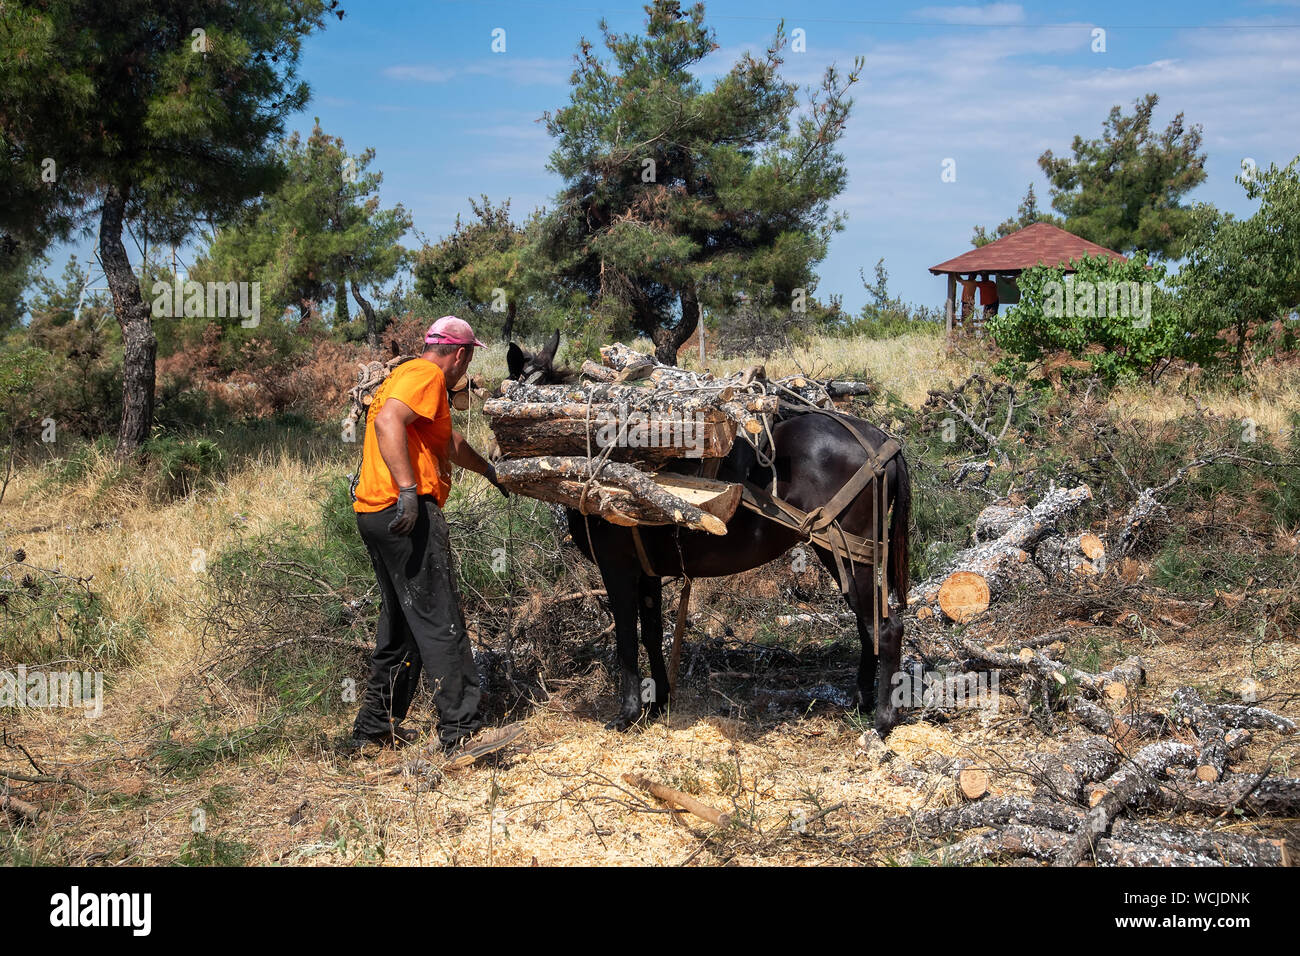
xmin=988 ymin=253 xmax=1188 ymax=385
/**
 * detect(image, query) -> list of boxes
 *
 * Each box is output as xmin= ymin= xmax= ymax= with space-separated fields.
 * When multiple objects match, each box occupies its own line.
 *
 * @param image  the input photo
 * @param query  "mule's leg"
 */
xmin=598 ymin=563 xmax=644 ymax=731
xmin=817 ymin=549 xmax=901 ymax=732
xmin=873 ymin=614 xmax=904 ymax=735
xmin=638 ymin=575 xmax=670 ymax=718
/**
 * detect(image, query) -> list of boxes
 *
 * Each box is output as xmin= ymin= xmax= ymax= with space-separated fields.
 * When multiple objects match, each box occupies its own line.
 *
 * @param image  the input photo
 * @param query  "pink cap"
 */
xmin=425 ymin=316 xmax=487 ymax=348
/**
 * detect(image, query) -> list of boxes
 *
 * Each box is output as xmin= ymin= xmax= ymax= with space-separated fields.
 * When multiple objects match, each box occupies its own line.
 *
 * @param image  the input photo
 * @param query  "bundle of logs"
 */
xmin=909 ymin=484 xmax=1110 ymax=622
xmin=485 ymin=343 xmax=873 ymax=533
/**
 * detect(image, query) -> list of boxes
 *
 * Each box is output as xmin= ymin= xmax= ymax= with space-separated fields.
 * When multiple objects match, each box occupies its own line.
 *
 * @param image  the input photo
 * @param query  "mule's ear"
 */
xmin=539 ymin=328 xmax=561 ymax=366
xmin=506 ymin=342 xmax=526 ymax=379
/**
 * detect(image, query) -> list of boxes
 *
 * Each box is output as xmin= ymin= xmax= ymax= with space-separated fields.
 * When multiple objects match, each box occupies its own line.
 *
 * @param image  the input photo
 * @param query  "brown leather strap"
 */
xmin=630 ymin=525 xmax=657 ymax=577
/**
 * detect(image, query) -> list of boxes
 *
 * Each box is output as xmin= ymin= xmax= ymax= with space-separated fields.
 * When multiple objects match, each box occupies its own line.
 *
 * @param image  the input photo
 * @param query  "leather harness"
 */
xmin=630 ymin=407 xmax=901 ymax=602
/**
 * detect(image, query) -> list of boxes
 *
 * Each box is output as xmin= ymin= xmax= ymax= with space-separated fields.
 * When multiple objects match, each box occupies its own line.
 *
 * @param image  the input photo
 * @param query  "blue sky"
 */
xmin=57 ymin=0 xmax=1300 ymax=315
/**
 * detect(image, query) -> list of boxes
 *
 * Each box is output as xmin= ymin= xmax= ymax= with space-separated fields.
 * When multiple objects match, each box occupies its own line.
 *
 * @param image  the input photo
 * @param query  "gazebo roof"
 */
xmin=928 ymin=222 xmax=1126 ymax=275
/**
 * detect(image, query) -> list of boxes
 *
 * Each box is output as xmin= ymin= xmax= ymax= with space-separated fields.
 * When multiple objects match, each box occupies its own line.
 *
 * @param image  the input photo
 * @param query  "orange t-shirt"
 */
xmin=353 ymin=359 xmax=453 ymax=512
xmin=977 ymin=280 xmax=998 ymax=304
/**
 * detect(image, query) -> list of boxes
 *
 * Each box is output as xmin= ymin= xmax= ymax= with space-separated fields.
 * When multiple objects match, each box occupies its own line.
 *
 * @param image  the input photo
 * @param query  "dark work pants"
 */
xmin=352 ymin=496 xmax=482 ymax=748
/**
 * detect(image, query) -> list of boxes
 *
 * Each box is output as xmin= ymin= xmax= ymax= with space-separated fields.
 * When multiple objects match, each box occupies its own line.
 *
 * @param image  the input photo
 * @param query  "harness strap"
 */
xmin=630 ymin=525 xmax=657 ymax=577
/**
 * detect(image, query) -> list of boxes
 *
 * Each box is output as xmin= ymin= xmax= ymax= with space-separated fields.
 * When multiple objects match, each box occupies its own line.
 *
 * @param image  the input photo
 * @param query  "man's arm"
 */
xmin=374 ymin=398 xmax=418 ymax=487
xmin=449 ymin=430 xmax=509 ymax=497
xmin=448 ymin=430 xmax=491 ymax=476
xmin=374 ymin=398 xmax=421 ymax=534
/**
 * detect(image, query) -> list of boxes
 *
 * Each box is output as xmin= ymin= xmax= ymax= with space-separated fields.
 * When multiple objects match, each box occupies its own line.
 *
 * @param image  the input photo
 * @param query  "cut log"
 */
xmin=955 ymin=636 xmax=1144 ymax=703
xmin=489 ymin=416 xmax=737 ymax=462
xmin=974 ymin=503 xmax=1030 ymax=542
xmin=1027 ymin=736 xmax=1121 ymax=804
xmin=600 ymin=342 xmax=658 ymax=376
xmin=1079 ymin=533 xmax=1106 ymax=561
xmin=580 ymin=359 xmax=618 ymax=382
xmin=937 ymin=570 xmax=990 ymax=623
xmin=649 ymin=472 xmax=742 ymax=524
xmin=916 ymin=796 xmax=1085 ymax=834
xmin=622 ymin=773 xmax=731 ymax=827
xmin=719 ymin=400 xmax=769 ymax=437
xmin=1094 ymin=839 xmax=1225 ymax=867
xmin=909 ymin=484 xmax=1092 ymax=615
xmin=1208 ymin=702 xmax=1297 ymax=735
xmin=1067 ymin=697 xmax=1168 ymax=740
xmin=495 ymin=457 xmax=729 ymax=535
xmin=1036 ymin=535 xmax=1093 ymax=578
xmin=939 ymin=825 xmax=1070 ymax=865
xmin=957 ymin=767 xmax=990 ymax=801
xmin=498 ymin=379 xmax=738 ymax=410
xmin=824 ymin=381 xmax=873 ymax=399
xmin=1155 ymin=776 xmax=1300 ymax=816
xmin=1108 ymin=819 xmax=1290 ymax=866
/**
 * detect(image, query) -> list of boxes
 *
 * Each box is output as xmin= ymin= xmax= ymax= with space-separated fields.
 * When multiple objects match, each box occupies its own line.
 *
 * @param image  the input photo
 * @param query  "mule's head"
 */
xmin=505 ymin=329 xmax=564 ymax=385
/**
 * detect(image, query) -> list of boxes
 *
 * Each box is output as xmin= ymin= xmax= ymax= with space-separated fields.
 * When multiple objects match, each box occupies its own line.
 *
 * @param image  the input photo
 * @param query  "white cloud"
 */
xmin=384 ymin=57 xmax=571 ymax=87
xmin=914 ymin=4 xmax=1027 ymax=26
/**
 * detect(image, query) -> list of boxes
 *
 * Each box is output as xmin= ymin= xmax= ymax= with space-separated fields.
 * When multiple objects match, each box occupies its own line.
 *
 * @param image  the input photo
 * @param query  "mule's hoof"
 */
xmin=645 ymin=699 xmax=670 ymax=720
xmin=874 ymin=707 xmax=899 ymax=737
xmin=851 ymin=686 xmax=877 ymax=714
xmin=605 ymin=713 xmax=638 ymax=732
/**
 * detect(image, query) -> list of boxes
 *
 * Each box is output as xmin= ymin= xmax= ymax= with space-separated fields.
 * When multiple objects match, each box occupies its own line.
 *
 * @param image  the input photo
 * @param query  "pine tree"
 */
xmin=0 ymin=0 xmax=340 ymax=454
xmin=193 ymin=122 xmax=411 ymax=347
xmin=537 ymin=1 xmax=860 ymax=364
xmin=1038 ymin=94 xmax=1207 ymax=259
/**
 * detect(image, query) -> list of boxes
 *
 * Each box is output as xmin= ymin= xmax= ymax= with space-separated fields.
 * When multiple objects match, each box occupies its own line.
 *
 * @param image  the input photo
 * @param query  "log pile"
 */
xmin=896 ymin=657 xmax=1299 ymax=865
xmin=910 ymin=484 xmax=1094 ymax=621
xmin=485 ymin=343 xmax=874 ymax=533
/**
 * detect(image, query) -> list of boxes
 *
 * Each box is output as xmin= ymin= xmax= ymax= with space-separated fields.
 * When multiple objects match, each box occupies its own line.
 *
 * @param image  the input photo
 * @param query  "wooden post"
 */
xmin=946 ymin=273 xmax=956 ymax=334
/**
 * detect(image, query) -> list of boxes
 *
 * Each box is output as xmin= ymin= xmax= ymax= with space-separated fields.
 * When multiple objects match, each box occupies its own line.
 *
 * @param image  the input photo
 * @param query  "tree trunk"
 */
xmin=651 ymin=286 xmax=700 ymax=366
xmin=349 ymin=279 xmax=378 ymax=349
xmin=503 ymin=299 xmax=516 ymax=344
xmin=334 ymin=281 xmax=349 ymax=326
xmin=100 ymin=185 xmax=155 ymax=458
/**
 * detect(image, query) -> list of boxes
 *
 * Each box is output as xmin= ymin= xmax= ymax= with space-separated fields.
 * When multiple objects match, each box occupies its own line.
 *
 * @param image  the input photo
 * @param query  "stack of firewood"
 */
xmin=910 ymin=484 xmax=1115 ymax=621
xmin=484 ymin=343 xmax=873 ymax=534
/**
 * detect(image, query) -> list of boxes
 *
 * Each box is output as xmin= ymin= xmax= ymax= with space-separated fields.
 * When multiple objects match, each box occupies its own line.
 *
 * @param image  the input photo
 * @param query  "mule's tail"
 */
xmin=888 ymin=456 xmax=910 ymax=610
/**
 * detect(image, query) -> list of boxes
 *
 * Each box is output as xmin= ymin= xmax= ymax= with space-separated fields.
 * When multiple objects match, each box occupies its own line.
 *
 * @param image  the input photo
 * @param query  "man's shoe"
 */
xmin=441 ymin=722 xmax=525 ymax=769
xmin=339 ymin=725 xmax=419 ymax=756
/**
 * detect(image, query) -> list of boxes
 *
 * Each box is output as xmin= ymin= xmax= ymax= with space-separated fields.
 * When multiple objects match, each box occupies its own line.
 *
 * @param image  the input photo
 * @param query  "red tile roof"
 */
xmin=929 ymin=222 xmax=1127 ymax=275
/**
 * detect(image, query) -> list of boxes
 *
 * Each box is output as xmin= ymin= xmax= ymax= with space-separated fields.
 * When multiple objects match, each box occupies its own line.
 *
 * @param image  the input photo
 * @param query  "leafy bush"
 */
xmin=1174 ymin=156 xmax=1300 ymax=375
xmin=988 ymin=253 xmax=1189 ymax=384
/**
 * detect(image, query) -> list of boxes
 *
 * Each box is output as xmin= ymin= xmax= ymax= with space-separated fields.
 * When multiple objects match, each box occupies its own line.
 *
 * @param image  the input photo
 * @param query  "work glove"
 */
xmin=388 ymin=485 xmax=420 ymax=535
xmin=485 ymin=464 xmax=510 ymax=499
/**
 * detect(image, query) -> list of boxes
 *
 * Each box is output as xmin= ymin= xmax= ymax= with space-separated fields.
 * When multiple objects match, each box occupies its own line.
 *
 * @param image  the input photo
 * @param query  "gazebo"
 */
xmin=929 ymin=222 xmax=1126 ymax=333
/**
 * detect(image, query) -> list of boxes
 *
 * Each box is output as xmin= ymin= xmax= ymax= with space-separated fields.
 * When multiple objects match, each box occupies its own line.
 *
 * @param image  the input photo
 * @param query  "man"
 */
xmin=977 ymin=273 xmax=999 ymax=320
xmin=348 ymin=315 xmax=523 ymax=767
xmin=958 ymin=274 xmax=977 ymax=325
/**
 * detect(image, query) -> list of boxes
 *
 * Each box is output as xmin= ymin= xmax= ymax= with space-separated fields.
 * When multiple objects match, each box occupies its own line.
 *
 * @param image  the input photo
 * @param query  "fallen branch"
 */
xmin=1054 ymin=741 xmax=1197 ymax=866
xmin=621 ymin=773 xmax=732 ymax=828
